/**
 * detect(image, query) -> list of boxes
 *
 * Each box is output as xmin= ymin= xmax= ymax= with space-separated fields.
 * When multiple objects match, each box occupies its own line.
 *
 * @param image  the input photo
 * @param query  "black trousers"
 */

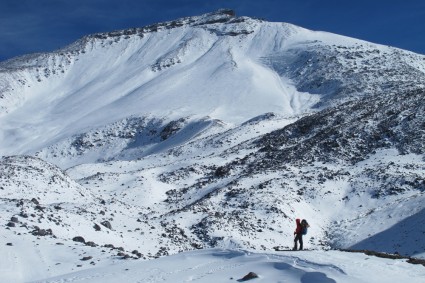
xmin=293 ymin=233 xmax=303 ymax=250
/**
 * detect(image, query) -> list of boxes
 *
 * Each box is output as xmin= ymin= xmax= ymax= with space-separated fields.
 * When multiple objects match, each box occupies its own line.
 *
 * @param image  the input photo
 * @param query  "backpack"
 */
xmin=301 ymin=219 xmax=308 ymax=235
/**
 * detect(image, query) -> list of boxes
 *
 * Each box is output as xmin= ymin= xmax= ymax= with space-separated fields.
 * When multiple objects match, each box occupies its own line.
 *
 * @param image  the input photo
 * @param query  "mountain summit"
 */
xmin=0 ymin=10 xmax=425 ymax=282
xmin=1 ymin=9 xmax=424 ymax=161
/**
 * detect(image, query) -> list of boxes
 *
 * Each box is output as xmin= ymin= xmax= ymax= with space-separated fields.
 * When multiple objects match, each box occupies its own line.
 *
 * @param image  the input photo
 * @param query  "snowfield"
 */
xmin=1 ymin=9 xmax=425 ymax=282
xmin=11 ymin=249 xmax=425 ymax=283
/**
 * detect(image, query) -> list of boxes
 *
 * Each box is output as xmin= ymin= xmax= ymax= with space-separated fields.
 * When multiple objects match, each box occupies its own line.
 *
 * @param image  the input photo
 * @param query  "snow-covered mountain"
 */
xmin=1 ymin=9 xmax=425 ymax=282
xmin=1 ymin=9 xmax=424 ymax=163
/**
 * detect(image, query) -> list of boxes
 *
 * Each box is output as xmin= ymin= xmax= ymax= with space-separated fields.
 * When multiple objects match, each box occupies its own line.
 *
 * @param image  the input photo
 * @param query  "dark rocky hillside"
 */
xmin=253 ymin=87 xmax=425 ymax=167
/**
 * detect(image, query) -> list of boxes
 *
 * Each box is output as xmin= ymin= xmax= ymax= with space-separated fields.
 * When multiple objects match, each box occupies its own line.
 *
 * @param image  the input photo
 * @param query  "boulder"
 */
xmin=101 ymin=220 xmax=112 ymax=230
xmin=72 ymin=236 xmax=86 ymax=243
xmin=238 ymin=272 xmax=259 ymax=281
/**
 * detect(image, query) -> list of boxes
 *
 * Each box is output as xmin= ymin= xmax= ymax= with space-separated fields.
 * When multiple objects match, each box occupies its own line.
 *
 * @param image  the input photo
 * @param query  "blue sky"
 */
xmin=1 ymin=0 xmax=424 ymax=61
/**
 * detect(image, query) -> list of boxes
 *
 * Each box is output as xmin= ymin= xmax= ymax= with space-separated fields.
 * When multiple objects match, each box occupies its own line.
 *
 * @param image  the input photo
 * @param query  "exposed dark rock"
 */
xmin=121 ymin=254 xmax=132 ymax=259
xmin=6 ymin=222 xmax=16 ymax=228
xmin=19 ymin=212 xmax=28 ymax=218
xmin=214 ymin=166 xmax=230 ymax=177
xmin=407 ymin=258 xmax=425 ymax=266
xmin=160 ymin=118 xmax=186 ymax=140
xmin=34 ymin=205 xmax=45 ymax=212
xmin=131 ymin=250 xmax=143 ymax=258
xmin=238 ymin=272 xmax=259 ymax=281
xmin=101 ymin=220 xmax=112 ymax=230
xmin=340 ymin=249 xmax=425 ymax=267
xmin=72 ymin=236 xmax=86 ymax=243
xmin=31 ymin=227 xmax=53 ymax=236
xmin=10 ymin=216 xmax=19 ymax=223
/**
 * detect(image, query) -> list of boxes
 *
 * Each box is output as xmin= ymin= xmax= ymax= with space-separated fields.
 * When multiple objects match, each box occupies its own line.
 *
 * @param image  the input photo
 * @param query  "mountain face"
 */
xmin=1 ymin=9 xmax=425 ymax=278
xmin=1 ymin=9 xmax=424 ymax=162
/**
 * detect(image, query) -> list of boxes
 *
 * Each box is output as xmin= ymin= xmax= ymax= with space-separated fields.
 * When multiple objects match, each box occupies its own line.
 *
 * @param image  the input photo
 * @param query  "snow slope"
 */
xmin=0 ymin=12 xmax=317 ymax=159
xmin=18 ymin=249 xmax=425 ymax=283
xmin=1 ymin=9 xmax=425 ymax=283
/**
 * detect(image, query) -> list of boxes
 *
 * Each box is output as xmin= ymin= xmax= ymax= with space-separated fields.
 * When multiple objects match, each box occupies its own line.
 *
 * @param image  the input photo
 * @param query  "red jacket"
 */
xmin=294 ymin=218 xmax=302 ymax=234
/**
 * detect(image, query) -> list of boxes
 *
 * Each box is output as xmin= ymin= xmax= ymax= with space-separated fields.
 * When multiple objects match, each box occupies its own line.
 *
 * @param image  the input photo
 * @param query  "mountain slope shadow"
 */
xmin=349 ymin=208 xmax=425 ymax=257
xmin=301 ymin=272 xmax=336 ymax=283
xmin=273 ymin=262 xmax=337 ymax=283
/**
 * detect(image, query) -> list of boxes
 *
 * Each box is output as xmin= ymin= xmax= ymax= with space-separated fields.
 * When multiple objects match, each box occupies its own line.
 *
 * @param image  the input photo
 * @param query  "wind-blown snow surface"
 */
xmin=14 ymin=249 xmax=425 ymax=283
xmin=1 ymin=9 xmax=425 ymax=283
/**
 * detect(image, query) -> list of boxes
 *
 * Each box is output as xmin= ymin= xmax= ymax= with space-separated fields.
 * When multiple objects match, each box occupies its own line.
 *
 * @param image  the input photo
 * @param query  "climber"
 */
xmin=293 ymin=218 xmax=309 ymax=250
